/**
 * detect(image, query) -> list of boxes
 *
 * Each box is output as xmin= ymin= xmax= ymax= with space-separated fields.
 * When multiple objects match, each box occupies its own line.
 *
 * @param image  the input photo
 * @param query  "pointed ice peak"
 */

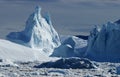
xmin=34 ymin=6 xmax=42 ymax=19
xmin=35 ymin=6 xmax=41 ymax=14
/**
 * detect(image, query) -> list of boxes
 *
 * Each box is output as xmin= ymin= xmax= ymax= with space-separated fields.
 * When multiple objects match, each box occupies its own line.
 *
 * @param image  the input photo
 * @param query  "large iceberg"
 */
xmin=85 ymin=20 xmax=120 ymax=62
xmin=7 ymin=6 xmax=61 ymax=54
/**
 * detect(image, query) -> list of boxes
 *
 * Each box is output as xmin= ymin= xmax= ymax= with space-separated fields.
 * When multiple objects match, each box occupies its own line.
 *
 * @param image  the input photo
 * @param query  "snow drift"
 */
xmin=85 ymin=20 xmax=120 ymax=62
xmin=7 ymin=6 xmax=61 ymax=54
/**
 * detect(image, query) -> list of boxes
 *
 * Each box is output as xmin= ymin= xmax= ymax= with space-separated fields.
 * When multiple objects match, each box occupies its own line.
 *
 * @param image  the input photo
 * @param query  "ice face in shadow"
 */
xmin=7 ymin=6 xmax=61 ymax=54
xmin=85 ymin=20 xmax=120 ymax=62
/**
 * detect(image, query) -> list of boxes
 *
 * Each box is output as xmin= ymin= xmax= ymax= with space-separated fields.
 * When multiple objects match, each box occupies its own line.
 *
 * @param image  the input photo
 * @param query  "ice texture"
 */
xmin=86 ymin=21 xmax=120 ymax=62
xmin=51 ymin=36 xmax=87 ymax=57
xmin=7 ymin=6 xmax=61 ymax=54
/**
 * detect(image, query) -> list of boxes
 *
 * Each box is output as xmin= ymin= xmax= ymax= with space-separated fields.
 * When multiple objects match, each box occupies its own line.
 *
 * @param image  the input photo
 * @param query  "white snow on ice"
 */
xmin=0 ymin=39 xmax=59 ymax=62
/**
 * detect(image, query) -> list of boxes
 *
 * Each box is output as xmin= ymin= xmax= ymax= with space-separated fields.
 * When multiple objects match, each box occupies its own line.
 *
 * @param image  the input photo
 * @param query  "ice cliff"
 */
xmin=85 ymin=20 xmax=120 ymax=62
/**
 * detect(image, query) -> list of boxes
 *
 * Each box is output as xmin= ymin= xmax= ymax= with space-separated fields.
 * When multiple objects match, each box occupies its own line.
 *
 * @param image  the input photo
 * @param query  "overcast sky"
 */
xmin=0 ymin=0 xmax=120 ymax=38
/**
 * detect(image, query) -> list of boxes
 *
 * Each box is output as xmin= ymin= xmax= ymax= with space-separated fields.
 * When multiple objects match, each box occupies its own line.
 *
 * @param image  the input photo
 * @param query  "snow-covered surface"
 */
xmin=86 ymin=21 xmax=120 ymax=62
xmin=0 ymin=39 xmax=59 ymax=62
xmin=51 ymin=36 xmax=87 ymax=57
xmin=7 ymin=6 xmax=61 ymax=55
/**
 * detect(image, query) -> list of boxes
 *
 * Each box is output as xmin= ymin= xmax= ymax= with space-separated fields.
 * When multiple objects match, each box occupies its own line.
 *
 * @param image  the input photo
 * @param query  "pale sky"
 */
xmin=0 ymin=0 xmax=120 ymax=38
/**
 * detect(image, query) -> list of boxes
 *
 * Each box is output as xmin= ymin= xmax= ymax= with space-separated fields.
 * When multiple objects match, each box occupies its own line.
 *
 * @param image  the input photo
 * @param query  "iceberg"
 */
xmin=7 ymin=6 xmax=61 ymax=54
xmin=85 ymin=20 xmax=120 ymax=62
xmin=51 ymin=36 xmax=87 ymax=58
